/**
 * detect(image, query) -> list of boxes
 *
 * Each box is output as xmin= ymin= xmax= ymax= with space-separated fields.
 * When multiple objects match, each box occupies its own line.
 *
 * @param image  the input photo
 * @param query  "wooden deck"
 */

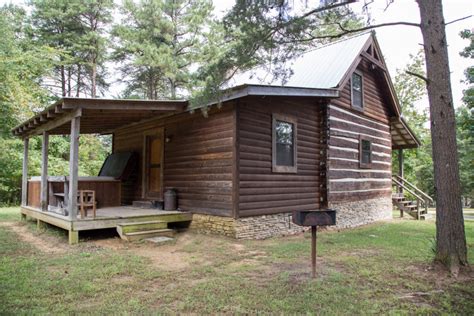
xmin=20 ymin=205 xmax=192 ymax=244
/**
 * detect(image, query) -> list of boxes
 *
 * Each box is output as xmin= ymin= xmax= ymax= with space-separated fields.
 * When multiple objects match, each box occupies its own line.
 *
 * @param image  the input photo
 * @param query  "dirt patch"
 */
xmin=91 ymin=237 xmax=129 ymax=250
xmin=131 ymin=246 xmax=192 ymax=271
xmin=405 ymin=262 xmax=474 ymax=286
xmin=0 ymin=222 xmax=68 ymax=254
xmin=231 ymin=243 xmax=246 ymax=252
xmin=90 ymin=233 xmax=210 ymax=271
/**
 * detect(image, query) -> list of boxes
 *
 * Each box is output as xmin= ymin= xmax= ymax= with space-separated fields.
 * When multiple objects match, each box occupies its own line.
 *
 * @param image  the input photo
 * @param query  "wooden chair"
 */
xmin=78 ymin=190 xmax=96 ymax=219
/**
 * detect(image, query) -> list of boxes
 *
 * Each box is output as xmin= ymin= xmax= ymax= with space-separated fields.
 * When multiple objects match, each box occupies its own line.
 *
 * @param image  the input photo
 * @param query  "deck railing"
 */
xmin=392 ymin=175 xmax=434 ymax=217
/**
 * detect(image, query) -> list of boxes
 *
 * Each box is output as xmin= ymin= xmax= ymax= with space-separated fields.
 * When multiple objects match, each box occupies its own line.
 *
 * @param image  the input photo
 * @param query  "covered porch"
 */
xmin=12 ymin=98 xmax=192 ymax=244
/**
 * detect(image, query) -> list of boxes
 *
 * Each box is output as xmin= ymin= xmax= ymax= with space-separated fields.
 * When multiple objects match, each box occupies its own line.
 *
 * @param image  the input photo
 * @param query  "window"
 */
xmin=272 ymin=114 xmax=297 ymax=173
xmin=351 ymin=72 xmax=363 ymax=109
xmin=359 ymin=137 xmax=372 ymax=168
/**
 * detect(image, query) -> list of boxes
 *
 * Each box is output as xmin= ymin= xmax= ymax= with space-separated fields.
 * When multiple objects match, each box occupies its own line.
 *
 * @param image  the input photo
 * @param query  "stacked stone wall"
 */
xmin=329 ymin=196 xmax=392 ymax=228
xmin=190 ymin=197 xmax=392 ymax=238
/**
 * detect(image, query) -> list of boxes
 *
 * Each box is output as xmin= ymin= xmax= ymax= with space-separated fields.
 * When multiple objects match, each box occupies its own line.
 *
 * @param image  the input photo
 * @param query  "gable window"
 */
xmin=272 ymin=114 xmax=297 ymax=173
xmin=351 ymin=72 xmax=363 ymax=109
xmin=359 ymin=137 xmax=372 ymax=168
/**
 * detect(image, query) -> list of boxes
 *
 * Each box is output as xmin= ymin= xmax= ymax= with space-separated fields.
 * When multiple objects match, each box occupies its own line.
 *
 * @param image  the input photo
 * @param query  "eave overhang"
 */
xmin=391 ymin=116 xmax=421 ymax=149
xmin=12 ymin=98 xmax=187 ymax=137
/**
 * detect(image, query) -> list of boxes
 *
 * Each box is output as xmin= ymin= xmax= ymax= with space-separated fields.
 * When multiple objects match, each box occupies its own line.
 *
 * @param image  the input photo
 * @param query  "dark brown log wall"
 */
xmin=327 ymin=58 xmax=395 ymax=202
xmin=237 ymin=96 xmax=324 ymax=217
xmin=113 ymin=104 xmax=235 ymax=217
xmin=327 ymin=102 xmax=392 ymax=202
xmin=331 ymin=59 xmax=395 ymax=124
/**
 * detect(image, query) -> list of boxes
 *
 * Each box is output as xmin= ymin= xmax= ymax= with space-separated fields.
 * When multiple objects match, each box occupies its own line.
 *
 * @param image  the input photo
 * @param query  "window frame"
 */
xmin=351 ymin=71 xmax=364 ymax=111
xmin=359 ymin=136 xmax=372 ymax=169
xmin=272 ymin=113 xmax=298 ymax=173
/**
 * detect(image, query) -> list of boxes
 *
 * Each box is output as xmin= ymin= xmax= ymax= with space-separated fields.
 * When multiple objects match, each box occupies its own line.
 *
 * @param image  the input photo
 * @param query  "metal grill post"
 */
xmin=311 ymin=226 xmax=317 ymax=278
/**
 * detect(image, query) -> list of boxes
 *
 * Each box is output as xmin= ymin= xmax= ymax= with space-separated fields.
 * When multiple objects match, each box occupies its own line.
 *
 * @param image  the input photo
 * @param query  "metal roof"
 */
xmin=227 ymin=32 xmax=372 ymax=90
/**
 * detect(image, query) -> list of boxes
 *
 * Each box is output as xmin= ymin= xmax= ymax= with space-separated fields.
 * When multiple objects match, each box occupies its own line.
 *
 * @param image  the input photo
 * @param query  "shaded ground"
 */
xmin=0 ymin=206 xmax=473 ymax=314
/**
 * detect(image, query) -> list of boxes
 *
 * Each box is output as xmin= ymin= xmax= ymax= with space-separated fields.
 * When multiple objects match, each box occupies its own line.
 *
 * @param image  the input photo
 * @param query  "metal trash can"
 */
xmin=164 ymin=189 xmax=177 ymax=210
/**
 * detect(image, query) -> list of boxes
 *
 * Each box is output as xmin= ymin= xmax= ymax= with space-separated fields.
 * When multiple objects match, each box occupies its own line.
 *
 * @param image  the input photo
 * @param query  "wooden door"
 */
xmin=143 ymin=130 xmax=163 ymax=199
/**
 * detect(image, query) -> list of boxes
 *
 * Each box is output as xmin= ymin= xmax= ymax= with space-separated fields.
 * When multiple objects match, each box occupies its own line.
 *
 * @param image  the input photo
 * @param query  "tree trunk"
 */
xmin=417 ymin=0 xmax=468 ymax=273
xmin=76 ymin=64 xmax=81 ymax=97
xmin=67 ymin=66 xmax=72 ymax=97
xmin=91 ymin=57 xmax=97 ymax=98
xmin=170 ymin=79 xmax=176 ymax=99
xmin=61 ymin=65 xmax=66 ymax=97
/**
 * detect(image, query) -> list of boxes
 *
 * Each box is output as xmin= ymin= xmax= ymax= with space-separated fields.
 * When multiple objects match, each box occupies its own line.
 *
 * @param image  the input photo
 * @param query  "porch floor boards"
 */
xmin=20 ymin=205 xmax=192 ymax=233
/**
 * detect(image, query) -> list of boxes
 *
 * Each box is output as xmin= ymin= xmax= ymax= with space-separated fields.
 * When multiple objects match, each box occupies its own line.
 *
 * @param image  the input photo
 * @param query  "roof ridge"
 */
xmin=298 ymin=31 xmax=372 ymax=55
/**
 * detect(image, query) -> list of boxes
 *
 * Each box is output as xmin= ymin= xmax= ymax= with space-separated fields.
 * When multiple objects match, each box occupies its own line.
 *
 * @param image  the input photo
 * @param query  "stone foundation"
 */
xmin=190 ymin=213 xmax=305 ymax=239
xmin=235 ymin=213 xmax=305 ymax=239
xmin=190 ymin=196 xmax=392 ymax=238
xmin=329 ymin=196 xmax=392 ymax=228
xmin=189 ymin=214 xmax=236 ymax=237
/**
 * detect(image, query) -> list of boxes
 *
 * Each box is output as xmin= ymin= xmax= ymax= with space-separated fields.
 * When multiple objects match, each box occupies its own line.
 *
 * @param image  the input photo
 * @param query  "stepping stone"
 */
xmin=145 ymin=236 xmax=175 ymax=246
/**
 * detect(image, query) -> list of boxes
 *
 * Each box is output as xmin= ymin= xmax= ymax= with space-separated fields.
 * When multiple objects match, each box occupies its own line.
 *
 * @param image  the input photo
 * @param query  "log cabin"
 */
xmin=12 ymin=32 xmax=425 ymax=244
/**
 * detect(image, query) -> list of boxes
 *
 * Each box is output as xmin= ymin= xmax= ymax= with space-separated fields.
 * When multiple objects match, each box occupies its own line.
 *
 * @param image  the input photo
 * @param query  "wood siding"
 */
xmin=327 ymin=104 xmax=392 ymax=202
xmin=113 ymin=104 xmax=235 ymax=217
xmin=27 ymin=181 xmax=41 ymax=208
xmin=27 ymin=180 xmax=121 ymax=209
xmin=332 ymin=59 xmax=395 ymax=124
xmin=237 ymin=96 xmax=324 ymax=217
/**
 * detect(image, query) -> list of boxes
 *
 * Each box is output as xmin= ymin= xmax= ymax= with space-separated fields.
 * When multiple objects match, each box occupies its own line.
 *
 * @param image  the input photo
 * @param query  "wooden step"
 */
xmin=122 ymin=229 xmax=176 ymax=242
xmin=117 ymin=220 xmax=167 ymax=234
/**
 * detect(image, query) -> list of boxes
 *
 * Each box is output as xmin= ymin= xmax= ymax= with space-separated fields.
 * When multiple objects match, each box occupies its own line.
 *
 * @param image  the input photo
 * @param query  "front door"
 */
xmin=143 ymin=130 xmax=163 ymax=199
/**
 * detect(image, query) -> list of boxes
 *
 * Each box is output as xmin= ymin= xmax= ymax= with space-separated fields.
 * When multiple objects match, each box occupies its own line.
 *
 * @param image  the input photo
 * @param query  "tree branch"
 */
xmin=444 ymin=15 xmax=472 ymax=26
xmin=279 ymin=21 xmax=420 ymax=44
xmin=406 ymin=70 xmax=429 ymax=83
xmin=298 ymin=0 xmax=358 ymax=21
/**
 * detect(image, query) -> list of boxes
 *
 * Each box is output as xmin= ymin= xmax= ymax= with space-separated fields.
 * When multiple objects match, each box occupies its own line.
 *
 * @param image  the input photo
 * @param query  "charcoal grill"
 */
xmin=292 ymin=209 xmax=337 ymax=278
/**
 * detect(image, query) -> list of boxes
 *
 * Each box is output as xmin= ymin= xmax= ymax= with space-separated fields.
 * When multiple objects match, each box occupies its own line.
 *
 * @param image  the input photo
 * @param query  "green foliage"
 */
xmin=112 ymin=0 xmax=214 ymax=99
xmin=29 ymin=0 xmax=113 ymax=97
xmin=392 ymin=32 xmax=474 ymax=204
xmin=0 ymin=5 xmax=55 ymax=135
xmin=392 ymin=51 xmax=435 ymax=197
xmin=456 ymin=106 xmax=474 ymax=203
xmin=457 ymin=29 xmax=474 ymax=205
xmin=0 ymin=3 xmax=111 ymax=205
xmin=0 ymin=5 xmax=52 ymax=205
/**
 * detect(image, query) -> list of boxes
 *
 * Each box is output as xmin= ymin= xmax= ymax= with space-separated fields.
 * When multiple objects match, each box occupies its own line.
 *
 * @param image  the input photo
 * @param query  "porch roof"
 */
xmin=391 ymin=117 xmax=421 ymax=149
xmin=11 ymin=98 xmax=187 ymax=137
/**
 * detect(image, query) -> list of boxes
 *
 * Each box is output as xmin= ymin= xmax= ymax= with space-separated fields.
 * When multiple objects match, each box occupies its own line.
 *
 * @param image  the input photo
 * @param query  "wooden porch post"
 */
xmin=398 ymin=149 xmax=404 ymax=194
xmin=398 ymin=149 xmax=404 ymax=217
xmin=68 ymin=116 xmax=80 ymax=220
xmin=21 ymin=138 xmax=29 ymax=207
xmin=40 ymin=132 xmax=49 ymax=211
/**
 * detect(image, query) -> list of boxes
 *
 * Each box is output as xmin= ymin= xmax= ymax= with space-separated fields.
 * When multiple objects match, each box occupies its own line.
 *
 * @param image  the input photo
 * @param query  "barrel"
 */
xmin=164 ymin=189 xmax=177 ymax=210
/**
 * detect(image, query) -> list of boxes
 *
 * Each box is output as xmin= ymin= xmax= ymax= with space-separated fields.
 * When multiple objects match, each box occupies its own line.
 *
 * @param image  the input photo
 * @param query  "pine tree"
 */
xmin=29 ymin=0 xmax=112 ymax=97
xmin=73 ymin=0 xmax=113 ymax=97
xmin=112 ymin=0 xmax=214 ymax=99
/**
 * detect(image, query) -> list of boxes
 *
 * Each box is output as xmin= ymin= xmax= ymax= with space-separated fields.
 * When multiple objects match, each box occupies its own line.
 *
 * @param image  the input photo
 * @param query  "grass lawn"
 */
xmin=0 ymin=207 xmax=473 ymax=314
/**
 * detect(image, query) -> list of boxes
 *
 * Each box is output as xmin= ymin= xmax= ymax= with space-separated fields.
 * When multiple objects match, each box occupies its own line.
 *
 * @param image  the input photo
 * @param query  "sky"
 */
xmin=1 ymin=0 xmax=473 ymax=107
